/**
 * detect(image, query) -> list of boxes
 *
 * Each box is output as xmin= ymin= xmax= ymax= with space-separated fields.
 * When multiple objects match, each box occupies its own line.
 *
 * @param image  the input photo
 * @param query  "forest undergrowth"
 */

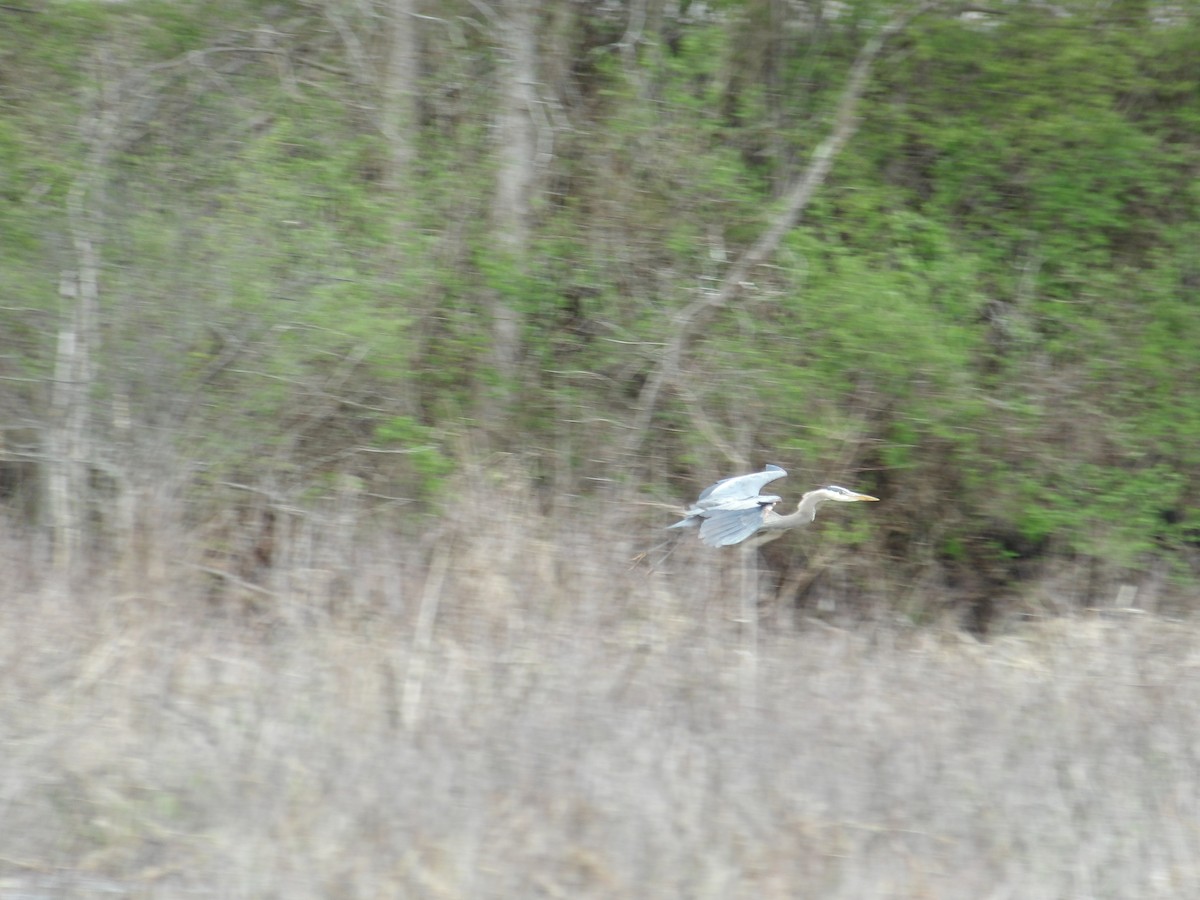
xmin=3 ymin=482 xmax=1200 ymax=899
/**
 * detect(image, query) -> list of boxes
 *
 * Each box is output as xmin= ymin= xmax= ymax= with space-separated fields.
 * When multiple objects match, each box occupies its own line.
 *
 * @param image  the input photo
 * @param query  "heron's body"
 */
xmin=669 ymin=465 xmax=878 ymax=547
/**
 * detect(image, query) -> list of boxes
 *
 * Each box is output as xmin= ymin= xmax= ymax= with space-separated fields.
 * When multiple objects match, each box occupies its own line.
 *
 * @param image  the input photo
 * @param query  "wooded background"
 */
xmin=2 ymin=0 xmax=1198 ymax=621
xmin=7 ymin=3 xmax=1200 ymax=896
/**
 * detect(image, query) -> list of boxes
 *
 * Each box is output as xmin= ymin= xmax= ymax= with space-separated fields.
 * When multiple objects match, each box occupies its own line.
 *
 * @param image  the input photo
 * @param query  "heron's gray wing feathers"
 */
xmin=697 ymin=507 xmax=769 ymax=547
xmin=697 ymin=464 xmax=786 ymax=504
xmin=668 ymin=465 xmax=787 ymax=536
xmin=668 ymin=493 xmax=781 ymax=530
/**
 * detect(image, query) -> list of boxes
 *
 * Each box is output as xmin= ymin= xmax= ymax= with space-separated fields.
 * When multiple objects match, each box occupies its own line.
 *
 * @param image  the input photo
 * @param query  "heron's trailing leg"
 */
xmin=631 ymin=535 xmax=682 ymax=572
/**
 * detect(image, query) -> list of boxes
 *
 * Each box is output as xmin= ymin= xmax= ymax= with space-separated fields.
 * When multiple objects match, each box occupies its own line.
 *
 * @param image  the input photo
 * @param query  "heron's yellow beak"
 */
xmin=854 ymin=493 xmax=880 ymax=502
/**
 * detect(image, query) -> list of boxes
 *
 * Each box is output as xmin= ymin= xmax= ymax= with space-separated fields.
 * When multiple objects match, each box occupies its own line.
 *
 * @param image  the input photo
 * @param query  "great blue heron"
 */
xmin=669 ymin=464 xmax=879 ymax=547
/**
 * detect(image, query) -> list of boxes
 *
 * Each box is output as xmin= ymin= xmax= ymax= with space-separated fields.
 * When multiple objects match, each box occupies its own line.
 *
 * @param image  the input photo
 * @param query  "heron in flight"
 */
xmin=669 ymin=464 xmax=879 ymax=548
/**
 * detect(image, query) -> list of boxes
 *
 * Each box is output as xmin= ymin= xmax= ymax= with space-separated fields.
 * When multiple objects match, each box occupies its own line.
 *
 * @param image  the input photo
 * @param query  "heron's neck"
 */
xmin=798 ymin=491 xmax=824 ymax=522
xmin=766 ymin=492 xmax=820 ymax=528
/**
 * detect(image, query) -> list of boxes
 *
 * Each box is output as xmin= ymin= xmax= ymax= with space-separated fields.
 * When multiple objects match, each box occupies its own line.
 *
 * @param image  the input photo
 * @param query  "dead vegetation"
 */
xmin=2 ymin=489 xmax=1199 ymax=899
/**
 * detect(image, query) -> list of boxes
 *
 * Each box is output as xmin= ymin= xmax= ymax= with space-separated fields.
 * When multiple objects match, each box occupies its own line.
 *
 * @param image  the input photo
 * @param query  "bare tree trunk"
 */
xmin=382 ymin=0 xmax=420 ymax=191
xmin=49 ymin=179 xmax=104 ymax=572
xmin=738 ymin=543 xmax=760 ymax=711
xmin=46 ymin=59 xmax=119 ymax=572
xmin=623 ymin=2 xmax=936 ymax=461
xmin=489 ymin=0 xmax=541 ymax=397
xmin=47 ymin=282 xmax=93 ymax=572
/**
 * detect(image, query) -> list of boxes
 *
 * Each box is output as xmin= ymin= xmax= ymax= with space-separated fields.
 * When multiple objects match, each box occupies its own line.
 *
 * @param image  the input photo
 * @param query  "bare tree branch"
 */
xmin=622 ymin=2 xmax=937 ymax=461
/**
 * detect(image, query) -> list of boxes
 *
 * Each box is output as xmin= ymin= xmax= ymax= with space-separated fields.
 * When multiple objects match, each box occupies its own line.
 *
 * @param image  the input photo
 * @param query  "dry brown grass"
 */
xmin=2 ymin=489 xmax=1200 ymax=899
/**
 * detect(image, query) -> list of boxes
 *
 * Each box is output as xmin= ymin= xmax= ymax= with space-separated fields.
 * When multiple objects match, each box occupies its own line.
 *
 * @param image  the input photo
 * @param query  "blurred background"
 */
xmin=2 ymin=1 xmax=1199 ymax=896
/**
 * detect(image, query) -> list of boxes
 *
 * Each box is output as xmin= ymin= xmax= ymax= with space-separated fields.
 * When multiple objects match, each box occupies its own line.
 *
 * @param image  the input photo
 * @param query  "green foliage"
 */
xmin=3 ymin=0 xmax=1199 ymax=602
xmin=372 ymin=416 xmax=454 ymax=498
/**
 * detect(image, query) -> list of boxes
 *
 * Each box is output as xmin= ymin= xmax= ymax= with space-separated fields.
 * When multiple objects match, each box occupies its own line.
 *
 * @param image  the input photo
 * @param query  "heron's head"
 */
xmin=817 ymin=485 xmax=879 ymax=503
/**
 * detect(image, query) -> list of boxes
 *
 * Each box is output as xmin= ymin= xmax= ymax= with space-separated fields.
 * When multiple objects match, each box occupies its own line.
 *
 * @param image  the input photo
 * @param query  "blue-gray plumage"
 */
xmin=669 ymin=465 xmax=879 ymax=548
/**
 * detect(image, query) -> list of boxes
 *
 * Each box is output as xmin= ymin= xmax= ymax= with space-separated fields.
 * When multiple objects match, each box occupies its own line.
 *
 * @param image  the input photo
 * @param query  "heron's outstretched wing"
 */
xmin=668 ymin=465 xmax=787 ymax=533
xmin=697 ymin=506 xmax=770 ymax=547
xmin=697 ymin=464 xmax=787 ymax=504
